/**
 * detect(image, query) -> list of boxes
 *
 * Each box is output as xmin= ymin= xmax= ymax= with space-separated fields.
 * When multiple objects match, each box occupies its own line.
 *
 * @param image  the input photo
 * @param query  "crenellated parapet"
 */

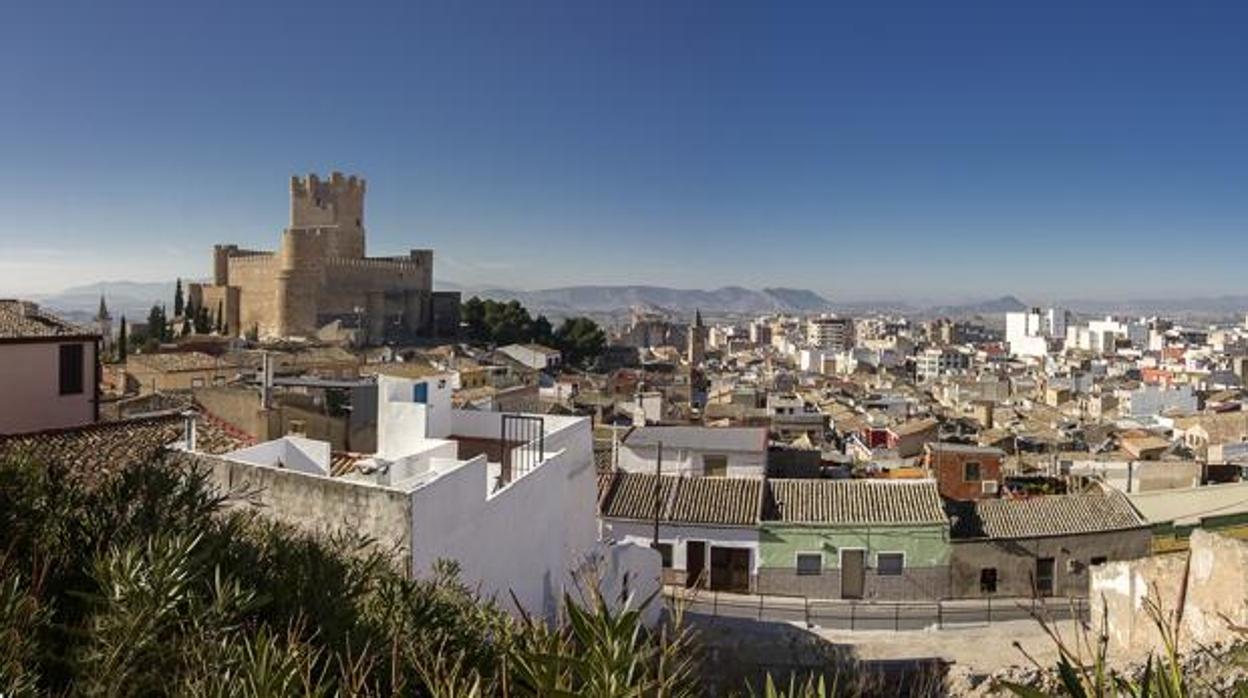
xmin=202 ymin=171 xmax=455 ymax=344
xmin=289 ymin=171 xmax=365 ymax=200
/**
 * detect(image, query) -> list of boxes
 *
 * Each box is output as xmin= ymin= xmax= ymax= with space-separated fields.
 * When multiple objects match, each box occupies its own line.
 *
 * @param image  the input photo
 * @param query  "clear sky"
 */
xmin=2 ymin=0 xmax=1246 ymax=302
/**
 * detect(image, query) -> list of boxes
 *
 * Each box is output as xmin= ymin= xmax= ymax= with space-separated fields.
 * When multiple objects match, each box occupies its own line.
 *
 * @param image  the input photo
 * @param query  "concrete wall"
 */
xmin=0 ymin=340 xmax=96 ymax=434
xmin=950 ymin=528 xmax=1152 ymax=599
xmin=1092 ymin=530 xmax=1248 ymax=657
xmin=758 ymin=524 xmax=950 ymax=601
xmin=203 ymin=454 xmax=412 ymax=555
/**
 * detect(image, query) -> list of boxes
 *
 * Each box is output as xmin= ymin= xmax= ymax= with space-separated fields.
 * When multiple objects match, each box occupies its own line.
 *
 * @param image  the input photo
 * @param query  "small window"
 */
xmin=653 ymin=543 xmax=673 ymax=569
xmin=963 ymin=461 xmax=982 ymax=482
xmin=796 ymin=553 xmax=822 ymax=576
xmin=191 ymin=377 xmax=205 ymax=388
xmin=59 ymin=344 xmax=85 ymax=395
xmin=980 ymin=568 xmax=998 ymax=594
xmin=1090 ymin=556 xmax=1107 ymax=567
xmin=877 ymin=552 xmax=904 ymax=576
xmin=704 ymin=455 xmax=728 ymax=477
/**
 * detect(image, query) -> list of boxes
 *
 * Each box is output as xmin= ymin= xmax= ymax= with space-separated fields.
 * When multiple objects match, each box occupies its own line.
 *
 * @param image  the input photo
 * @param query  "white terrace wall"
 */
xmin=408 ymin=437 xmax=598 ymax=620
xmin=617 ymin=444 xmax=764 ymax=478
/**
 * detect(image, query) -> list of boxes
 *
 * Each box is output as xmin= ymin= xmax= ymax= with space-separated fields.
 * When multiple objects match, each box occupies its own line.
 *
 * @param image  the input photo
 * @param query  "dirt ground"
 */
xmin=811 ymin=618 xmax=1079 ymax=674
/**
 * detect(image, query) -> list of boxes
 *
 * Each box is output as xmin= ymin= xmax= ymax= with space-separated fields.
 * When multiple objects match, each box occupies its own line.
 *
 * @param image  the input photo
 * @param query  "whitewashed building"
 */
xmin=199 ymin=373 xmax=656 ymax=621
xmin=615 ymin=426 xmax=768 ymax=478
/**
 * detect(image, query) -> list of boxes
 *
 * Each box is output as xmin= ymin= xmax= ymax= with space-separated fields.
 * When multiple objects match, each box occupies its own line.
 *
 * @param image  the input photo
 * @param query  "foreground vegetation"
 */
xmin=0 ymin=454 xmax=695 ymax=697
xmin=5 ymin=451 xmax=1242 ymax=697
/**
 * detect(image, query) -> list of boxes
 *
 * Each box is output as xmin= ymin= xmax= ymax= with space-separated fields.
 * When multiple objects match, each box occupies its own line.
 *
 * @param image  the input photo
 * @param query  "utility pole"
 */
xmin=652 ymin=441 xmax=663 ymax=548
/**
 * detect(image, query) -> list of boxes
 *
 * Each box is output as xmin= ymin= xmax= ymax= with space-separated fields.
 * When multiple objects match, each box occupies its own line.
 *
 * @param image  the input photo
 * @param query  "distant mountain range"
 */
xmin=926 ymin=295 xmax=1028 ymax=317
xmin=29 ymin=280 xmax=1248 ymax=323
xmin=469 ymin=285 xmax=836 ymax=315
xmin=31 ymin=280 xmax=185 ymax=324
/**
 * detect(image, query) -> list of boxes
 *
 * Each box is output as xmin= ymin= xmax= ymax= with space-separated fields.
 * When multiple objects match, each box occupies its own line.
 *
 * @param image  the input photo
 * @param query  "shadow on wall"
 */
xmin=685 ymin=614 xmax=946 ymax=697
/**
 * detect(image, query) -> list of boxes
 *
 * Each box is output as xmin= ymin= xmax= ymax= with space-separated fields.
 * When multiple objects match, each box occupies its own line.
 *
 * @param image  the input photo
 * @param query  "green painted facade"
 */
xmin=759 ymin=523 xmax=950 ymax=571
xmin=1149 ymin=512 xmax=1248 ymax=554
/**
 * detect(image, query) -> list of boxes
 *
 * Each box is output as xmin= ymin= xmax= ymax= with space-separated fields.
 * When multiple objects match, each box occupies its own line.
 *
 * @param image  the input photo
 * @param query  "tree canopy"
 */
xmin=461 ymin=297 xmax=605 ymax=368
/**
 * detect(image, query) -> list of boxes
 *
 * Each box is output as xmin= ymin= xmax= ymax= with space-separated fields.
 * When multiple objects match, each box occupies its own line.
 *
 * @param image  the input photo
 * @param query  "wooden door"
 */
xmin=710 ymin=547 xmax=751 ymax=593
xmin=686 ymin=541 xmax=707 ymax=589
xmin=1035 ymin=557 xmax=1055 ymax=597
xmin=841 ymin=549 xmax=865 ymax=599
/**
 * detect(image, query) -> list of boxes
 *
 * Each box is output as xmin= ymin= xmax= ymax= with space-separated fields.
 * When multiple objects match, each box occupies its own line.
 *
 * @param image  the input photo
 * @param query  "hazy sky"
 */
xmin=2 ymin=0 xmax=1247 ymax=301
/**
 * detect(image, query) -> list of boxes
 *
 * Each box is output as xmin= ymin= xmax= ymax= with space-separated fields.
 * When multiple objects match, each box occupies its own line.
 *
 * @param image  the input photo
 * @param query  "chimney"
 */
xmin=261 ymin=352 xmax=274 ymax=409
xmin=182 ymin=410 xmax=198 ymax=452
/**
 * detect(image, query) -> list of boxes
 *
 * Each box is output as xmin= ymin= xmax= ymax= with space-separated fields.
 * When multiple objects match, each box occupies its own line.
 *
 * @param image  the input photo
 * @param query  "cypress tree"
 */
xmin=118 ymin=316 xmax=128 ymax=361
xmin=174 ymin=278 xmax=184 ymax=317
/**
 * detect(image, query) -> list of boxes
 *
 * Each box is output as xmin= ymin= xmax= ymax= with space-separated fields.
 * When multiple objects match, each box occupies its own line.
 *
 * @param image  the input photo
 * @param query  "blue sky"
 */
xmin=2 ymin=0 xmax=1246 ymax=302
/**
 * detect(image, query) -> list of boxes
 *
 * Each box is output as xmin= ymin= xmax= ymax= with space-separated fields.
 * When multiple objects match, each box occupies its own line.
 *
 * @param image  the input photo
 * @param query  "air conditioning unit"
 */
xmin=981 ymin=480 xmax=999 ymax=495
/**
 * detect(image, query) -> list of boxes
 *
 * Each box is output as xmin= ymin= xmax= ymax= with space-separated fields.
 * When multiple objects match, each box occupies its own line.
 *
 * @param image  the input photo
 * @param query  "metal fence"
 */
xmin=666 ymin=589 xmax=1090 ymax=632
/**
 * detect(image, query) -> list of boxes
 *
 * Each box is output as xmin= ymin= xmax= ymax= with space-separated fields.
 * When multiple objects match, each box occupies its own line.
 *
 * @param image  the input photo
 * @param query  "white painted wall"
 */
xmin=0 ymin=341 xmax=96 ymax=434
xmin=225 ymin=436 xmax=331 ymax=475
xmin=616 ymin=444 xmax=765 ymax=478
xmin=601 ymin=518 xmax=761 ymax=576
xmin=407 ymin=416 xmax=598 ymax=620
xmin=377 ymin=374 xmax=455 ymax=457
xmin=583 ymin=540 xmax=663 ymax=626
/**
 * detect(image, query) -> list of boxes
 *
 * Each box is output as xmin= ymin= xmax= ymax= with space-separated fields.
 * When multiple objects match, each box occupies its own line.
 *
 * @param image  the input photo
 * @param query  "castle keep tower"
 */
xmin=289 ymin=172 xmax=366 ymax=259
xmin=189 ymin=171 xmax=460 ymax=345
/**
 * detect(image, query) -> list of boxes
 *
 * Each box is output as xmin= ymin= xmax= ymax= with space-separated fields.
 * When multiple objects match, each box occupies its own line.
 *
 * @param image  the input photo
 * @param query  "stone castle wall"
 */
xmin=200 ymin=172 xmax=455 ymax=342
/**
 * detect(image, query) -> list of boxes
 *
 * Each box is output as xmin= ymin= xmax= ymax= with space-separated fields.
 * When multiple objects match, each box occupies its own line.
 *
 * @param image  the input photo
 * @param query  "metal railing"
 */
xmin=666 ymin=587 xmax=1089 ymax=632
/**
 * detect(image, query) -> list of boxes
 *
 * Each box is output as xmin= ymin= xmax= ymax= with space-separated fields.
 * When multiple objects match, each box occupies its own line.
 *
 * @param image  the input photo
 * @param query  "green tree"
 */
xmin=530 ymin=315 xmax=554 ymax=346
xmin=555 ymin=317 xmax=606 ymax=368
xmin=214 ymin=301 xmax=223 ymax=334
xmin=462 ymin=297 xmax=487 ymax=341
xmin=117 ymin=317 xmax=128 ymax=362
xmin=484 ymin=300 xmax=532 ymax=345
xmin=173 ymin=279 xmax=184 ymax=318
xmin=194 ymin=305 xmax=211 ymax=335
xmin=146 ymin=305 xmax=167 ymax=344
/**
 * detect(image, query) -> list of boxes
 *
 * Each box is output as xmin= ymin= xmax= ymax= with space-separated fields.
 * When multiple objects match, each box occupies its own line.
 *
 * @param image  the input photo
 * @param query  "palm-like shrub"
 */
xmin=0 ymin=453 xmax=701 ymax=696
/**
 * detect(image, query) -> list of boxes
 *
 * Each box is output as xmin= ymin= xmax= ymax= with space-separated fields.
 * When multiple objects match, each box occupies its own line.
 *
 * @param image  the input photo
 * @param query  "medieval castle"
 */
xmin=190 ymin=172 xmax=459 ymax=344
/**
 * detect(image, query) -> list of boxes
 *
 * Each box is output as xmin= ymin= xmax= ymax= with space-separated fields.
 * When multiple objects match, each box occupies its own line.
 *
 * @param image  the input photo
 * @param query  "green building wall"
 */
xmin=756 ymin=523 xmax=951 ymax=600
xmin=759 ymin=523 xmax=950 ymax=570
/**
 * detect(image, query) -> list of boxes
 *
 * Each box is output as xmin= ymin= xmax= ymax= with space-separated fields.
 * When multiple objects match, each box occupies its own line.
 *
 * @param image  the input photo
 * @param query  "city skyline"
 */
xmin=3 ymin=1 xmax=1248 ymax=300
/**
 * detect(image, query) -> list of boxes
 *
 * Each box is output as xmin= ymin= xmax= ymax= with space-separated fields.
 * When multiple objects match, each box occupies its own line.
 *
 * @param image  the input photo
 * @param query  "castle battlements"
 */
xmin=324 ymin=256 xmax=427 ymax=271
xmin=290 ymin=171 xmax=366 ymax=199
xmin=200 ymin=172 xmax=456 ymax=344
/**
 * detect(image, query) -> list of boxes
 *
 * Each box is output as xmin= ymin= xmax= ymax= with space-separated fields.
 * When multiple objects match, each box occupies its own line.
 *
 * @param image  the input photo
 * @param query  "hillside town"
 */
xmin=5 ymin=172 xmax=1248 ymax=695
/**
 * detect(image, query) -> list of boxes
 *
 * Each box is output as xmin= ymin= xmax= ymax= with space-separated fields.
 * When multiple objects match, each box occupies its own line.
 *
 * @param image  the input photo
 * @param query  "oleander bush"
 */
xmin=0 ymin=453 xmax=699 ymax=697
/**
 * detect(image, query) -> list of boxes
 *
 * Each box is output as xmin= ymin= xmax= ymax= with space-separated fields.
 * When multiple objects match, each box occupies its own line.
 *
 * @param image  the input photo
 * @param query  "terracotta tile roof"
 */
xmin=598 ymin=471 xmax=762 ymax=527
xmin=0 ymin=414 xmax=250 ymax=483
xmin=947 ymin=492 xmax=1145 ymax=540
xmin=330 ymin=451 xmax=368 ymax=477
xmin=764 ymin=479 xmax=946 ymax=526
xmin=127 ymin=351 xmax=237 ymax=373
xmin=0 ymin=300 xmax=97 ymax=340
